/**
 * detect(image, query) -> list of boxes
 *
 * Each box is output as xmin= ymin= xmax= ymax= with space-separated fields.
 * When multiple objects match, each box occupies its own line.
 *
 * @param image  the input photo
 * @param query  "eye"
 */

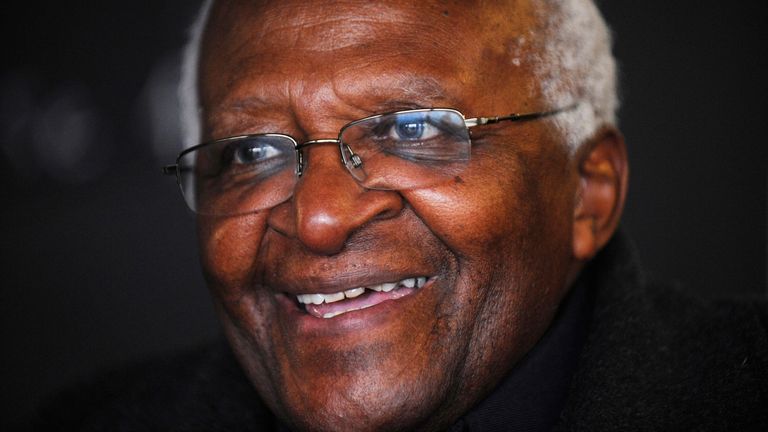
xmin=231 ymin=140 xmax=282 ymax=165
xmin=387 ymin=113 xmax=441 ymax=141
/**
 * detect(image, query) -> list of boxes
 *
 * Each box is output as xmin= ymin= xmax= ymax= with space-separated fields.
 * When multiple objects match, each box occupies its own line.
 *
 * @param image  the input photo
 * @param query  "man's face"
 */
xmin=198 ymin=1 xmax=581 ymax=430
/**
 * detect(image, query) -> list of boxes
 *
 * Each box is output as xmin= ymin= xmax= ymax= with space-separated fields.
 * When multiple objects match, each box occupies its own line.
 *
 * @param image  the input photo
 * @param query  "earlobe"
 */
xmin=571 ymin=127 xmax=628 ymax=261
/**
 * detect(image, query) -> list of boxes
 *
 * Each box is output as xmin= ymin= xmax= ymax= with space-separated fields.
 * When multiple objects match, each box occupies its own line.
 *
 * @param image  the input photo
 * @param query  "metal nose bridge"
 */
xmin=295 ymin=138 xmax=341 ymax=177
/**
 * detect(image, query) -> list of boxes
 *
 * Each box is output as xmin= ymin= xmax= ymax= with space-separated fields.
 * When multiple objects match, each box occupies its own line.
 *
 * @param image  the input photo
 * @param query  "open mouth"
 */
xmin=295 ymin=277 xmax=430 ymax=319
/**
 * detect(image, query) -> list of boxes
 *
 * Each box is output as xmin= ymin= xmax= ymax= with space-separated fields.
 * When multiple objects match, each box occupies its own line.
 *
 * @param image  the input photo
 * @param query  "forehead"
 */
xmin=212 ymin=1 xmax=463 ymax=51
xmin=204 ymin=0 xmax=521 ymax=49
xmin=200 ymin=0 xmax=543 ymax=129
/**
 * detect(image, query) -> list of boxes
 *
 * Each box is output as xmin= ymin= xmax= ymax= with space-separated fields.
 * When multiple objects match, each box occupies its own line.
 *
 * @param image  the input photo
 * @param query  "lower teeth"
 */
xmin=322 ymin=303 xmax=377 ymax=319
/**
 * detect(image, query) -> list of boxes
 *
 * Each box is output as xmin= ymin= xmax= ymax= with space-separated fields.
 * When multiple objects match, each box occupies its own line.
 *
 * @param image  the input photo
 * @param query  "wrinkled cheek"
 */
xmin=196 ymin=212 xmax=288 ymax=413
xmin=196 ymin=213 xmax=270 ymax=302
xmin=404 ymin=185 xmax=521 ymax=254
xmin=213 ymin=295 xmax=286 ymax=414
xmin=197 ymin=212 xmax=278 ymax=376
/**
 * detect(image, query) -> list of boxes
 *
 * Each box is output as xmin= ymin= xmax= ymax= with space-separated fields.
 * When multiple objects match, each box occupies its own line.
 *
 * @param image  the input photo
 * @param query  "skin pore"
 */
xmin=196 ymin=1 xmax=626 ymax=430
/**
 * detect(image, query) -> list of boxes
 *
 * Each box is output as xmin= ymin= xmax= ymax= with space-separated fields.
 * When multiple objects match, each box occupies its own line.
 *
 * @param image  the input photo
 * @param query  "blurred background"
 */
xmin=1 ymin=0 xmax=765 ymax=429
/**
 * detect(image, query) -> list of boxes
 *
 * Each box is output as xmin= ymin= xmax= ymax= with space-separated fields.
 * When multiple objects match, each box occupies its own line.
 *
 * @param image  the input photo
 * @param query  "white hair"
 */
xmin=535 ymin=0 xmax=619 ymax=152
xmin=178 ymin=0 xmax=618 ymax=152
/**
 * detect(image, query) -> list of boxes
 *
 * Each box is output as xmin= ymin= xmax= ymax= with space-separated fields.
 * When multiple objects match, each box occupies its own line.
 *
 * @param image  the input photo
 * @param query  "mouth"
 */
xmin=295 ymin=276 xmax=431 ymax=319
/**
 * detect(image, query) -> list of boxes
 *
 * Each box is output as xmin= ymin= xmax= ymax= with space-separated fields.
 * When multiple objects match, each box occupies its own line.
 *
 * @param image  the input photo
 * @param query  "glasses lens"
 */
xmin=177 ymin=134 xmax=297 ymax=215
xmin=340 ymin=109 xmax=471 ymax=190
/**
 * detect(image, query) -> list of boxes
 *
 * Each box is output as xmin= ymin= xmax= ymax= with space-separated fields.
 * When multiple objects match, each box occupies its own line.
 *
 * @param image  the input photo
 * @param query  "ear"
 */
xmin=571 ymin=126 xmax=628 ymax=262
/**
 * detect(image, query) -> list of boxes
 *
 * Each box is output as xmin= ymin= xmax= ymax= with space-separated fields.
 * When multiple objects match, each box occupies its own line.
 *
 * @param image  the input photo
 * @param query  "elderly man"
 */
xmin=39 ymin=0 xmax=767 ymax=430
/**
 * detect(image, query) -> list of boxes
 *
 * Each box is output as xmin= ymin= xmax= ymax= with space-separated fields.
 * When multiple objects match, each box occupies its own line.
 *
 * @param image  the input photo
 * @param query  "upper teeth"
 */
xmin=296 ymin=277 xmax=427 ymax=305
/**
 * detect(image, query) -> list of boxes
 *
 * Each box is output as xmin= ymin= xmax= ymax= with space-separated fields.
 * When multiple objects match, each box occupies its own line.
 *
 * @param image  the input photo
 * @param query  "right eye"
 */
xmin=387 ymin=114 xmax=441 ymax=141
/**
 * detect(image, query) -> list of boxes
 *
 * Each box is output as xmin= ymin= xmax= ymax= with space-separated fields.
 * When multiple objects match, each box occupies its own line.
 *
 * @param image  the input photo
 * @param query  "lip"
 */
xmin=275 ymin=277 xmax=437 ymax=336
xmin=269 ymin=266 xmax=435 ymax=296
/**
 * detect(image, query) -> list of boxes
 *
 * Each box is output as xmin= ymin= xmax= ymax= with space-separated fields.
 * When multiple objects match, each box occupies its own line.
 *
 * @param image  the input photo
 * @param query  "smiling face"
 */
xmin=197 ymin=1 xmax=591 ymax=430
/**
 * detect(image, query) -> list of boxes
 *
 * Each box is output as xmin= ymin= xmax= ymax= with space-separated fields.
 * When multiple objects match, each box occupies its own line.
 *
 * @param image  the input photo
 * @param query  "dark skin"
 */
xmin=197 ymin=1 xmax=627 ymax=430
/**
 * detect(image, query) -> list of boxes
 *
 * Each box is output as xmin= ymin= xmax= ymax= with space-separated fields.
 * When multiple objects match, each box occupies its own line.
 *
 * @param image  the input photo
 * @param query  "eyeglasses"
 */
xmin=163 ymin=104 xmax=576 ymax=216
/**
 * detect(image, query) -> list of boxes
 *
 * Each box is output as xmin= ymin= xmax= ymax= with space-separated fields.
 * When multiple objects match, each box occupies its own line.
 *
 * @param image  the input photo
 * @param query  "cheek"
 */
xmin=404 ymin=132 xmax=577 ymax=263
xmin=197 ymin=213 xmax=270 ymax=301
xmin=404 ymin=159 xmax=527 ymax=257
xmin=404 ymin=137 xmax=578 ymax=318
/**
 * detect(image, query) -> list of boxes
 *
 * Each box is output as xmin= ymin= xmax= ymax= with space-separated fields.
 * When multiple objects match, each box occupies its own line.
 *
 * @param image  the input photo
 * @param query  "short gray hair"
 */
xmin=535 ymin=0 xmax=619 ymax=152
xmin=179 ymin=0 xmax=619 ymax=152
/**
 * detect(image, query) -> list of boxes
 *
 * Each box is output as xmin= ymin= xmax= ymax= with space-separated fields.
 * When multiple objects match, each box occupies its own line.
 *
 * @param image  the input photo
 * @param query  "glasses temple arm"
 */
xmin=465 ymin=103 xmax=580 ymax=128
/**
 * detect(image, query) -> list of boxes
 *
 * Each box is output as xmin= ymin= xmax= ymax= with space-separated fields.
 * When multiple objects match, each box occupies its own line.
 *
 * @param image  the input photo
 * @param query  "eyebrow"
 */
xmin=379 ymin=76 xmax=451 ymax=105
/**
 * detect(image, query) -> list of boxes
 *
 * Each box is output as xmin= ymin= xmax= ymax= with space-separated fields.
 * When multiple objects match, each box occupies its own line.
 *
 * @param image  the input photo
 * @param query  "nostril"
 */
xmin=372 ymin=194 xmax=404 ymax=221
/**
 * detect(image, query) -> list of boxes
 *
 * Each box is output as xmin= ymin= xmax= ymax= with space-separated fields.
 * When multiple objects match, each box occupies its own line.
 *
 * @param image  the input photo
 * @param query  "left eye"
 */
xmin=233 ymin=142 xmax=281 ymax=165
xmin=388 ymin=115 xmax=441 ymax=141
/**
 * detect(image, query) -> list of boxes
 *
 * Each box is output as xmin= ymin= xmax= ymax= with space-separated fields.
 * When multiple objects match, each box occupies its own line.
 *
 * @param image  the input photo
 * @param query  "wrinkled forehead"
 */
xmin=199 ymin=0 xmax=549 ymax=125
xmin=201 ymin=0 xmax=543 ymax=72
xmin=203 ymin=0 xmax=529 ymax=49
xmin=208 ymin=1 xmax=459 ymax=52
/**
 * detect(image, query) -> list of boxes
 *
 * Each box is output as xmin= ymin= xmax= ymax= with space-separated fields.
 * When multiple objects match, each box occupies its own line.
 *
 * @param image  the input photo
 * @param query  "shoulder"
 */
xmin=558 ymin=233 xmax=768 ymax=431
xmin=34 ymin=340 xmax=276 ymax=431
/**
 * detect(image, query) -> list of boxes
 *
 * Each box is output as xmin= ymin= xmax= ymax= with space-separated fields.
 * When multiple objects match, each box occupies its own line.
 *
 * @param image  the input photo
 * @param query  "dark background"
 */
xmin=1 ymin=1 xmax=766 ymax=429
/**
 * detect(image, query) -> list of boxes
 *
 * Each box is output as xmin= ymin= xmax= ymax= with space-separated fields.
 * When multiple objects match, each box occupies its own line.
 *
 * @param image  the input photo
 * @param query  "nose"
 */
xmin=267 ymin=142 xmax=403 ymax=255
